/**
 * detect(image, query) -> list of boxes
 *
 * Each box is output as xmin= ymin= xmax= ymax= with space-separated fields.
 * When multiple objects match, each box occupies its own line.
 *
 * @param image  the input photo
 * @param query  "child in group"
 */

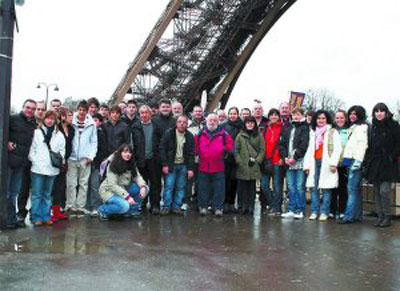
xmin=97 ymin=144 xmax=148 ymax=220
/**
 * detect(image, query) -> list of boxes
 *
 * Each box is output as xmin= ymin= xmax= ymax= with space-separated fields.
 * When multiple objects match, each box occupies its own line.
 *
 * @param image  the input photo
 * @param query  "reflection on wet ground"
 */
xmin=0 ymin=212 xmax=399 ymax=290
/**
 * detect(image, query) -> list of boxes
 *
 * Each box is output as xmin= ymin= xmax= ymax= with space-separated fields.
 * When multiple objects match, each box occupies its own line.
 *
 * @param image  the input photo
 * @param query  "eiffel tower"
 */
xmin=111 ymin=0 xmax=297 ymax=112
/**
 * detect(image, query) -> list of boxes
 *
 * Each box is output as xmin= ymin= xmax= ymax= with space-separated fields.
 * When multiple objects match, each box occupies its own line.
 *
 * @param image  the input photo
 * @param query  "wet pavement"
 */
xmin=0 ymin=210 xmax=399 ymax=291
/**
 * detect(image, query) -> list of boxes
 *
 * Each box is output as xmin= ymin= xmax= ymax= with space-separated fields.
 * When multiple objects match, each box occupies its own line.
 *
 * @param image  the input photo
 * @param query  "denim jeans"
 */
xmin=7 ymin=166 xmax=24 ymax=226
xmin=88 ymin=166 xmax=102 ymax=210
xmin=198 ymin=171 xmax=225 ymax=210
xmin=163 ymin=164 xmax=187 ymax=210
xmin=311 ymin=164 xmax=332 ymax=215
xmin=286 ymin=169 xmax=306 ymax=214
xmin=98 ymin=183 xmax=145 ymax=215
xmin=261 ymin=165 xmax=283 ymax=212
xmin=31 ymin=172 xmax=56 ymax=223
xmin=343 ymin=164 xmax=363 ymax=222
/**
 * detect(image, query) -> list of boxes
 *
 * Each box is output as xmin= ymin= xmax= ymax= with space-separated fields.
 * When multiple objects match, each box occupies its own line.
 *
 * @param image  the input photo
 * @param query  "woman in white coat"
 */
xmin=304 ymin=110 xmax=342 ymax=221
xmin=29 ymin=110 xmax=65 ymax=226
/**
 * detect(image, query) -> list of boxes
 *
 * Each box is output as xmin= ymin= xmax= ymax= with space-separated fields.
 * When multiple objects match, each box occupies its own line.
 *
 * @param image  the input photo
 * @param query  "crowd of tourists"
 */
xmin=5 ymin=97 xmax=400 ymax=229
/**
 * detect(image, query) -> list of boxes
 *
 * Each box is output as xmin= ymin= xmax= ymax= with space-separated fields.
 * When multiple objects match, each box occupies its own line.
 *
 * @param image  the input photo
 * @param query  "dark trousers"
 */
xmin=330 ymin=167 xmax=348 ymax=215
xmin=237 ymin=179 xmax=256 ymax=212
xmin=374 ymin=181 xmax=392 ymax=217
xmin=141 ymin=158 xmax=162 ymax=209
xmin=52 ymin=171 xmax=67 ymax=208
xmin=184 ymin=163 xmax=199 ymax=205
xmin=17 ymin=165 xmax=32 ymax=219
xmin=224 ymin=164 xmax=238 ymax=206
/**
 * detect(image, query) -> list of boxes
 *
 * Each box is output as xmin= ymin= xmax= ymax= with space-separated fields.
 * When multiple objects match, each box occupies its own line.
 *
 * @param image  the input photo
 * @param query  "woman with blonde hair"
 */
xmin=29 ymin=110 xmax=66 ymax=226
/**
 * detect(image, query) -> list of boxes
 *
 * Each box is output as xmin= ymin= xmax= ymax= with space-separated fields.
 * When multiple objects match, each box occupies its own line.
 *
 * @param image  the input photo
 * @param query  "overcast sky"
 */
xmin=11 ymin=0 xmax=400 ymax=114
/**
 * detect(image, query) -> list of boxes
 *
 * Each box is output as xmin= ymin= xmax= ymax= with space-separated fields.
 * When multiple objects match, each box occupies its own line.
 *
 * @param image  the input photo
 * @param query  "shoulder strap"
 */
xmin=39 ymin=127 xmax=52 ymax=150
xmin=327 ymin=128 xmax=335 ymax=157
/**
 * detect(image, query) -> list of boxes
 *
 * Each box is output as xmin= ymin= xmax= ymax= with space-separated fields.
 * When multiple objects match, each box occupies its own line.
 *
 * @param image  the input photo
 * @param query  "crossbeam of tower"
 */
xmin=111 ymin=0 xmax=297 ymax=112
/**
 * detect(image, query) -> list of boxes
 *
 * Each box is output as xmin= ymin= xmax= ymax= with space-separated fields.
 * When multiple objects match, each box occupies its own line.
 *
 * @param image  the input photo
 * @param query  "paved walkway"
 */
xmin=0 ymin=212 xmax=399 ymax=290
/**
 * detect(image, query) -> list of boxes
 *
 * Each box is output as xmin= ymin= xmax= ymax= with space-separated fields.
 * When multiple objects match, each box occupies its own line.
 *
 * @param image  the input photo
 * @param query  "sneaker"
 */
xmin=97 ymin=208 xmax=109 ymax=221
xmin=33 ymin=221 xmax=43 ymax=227
xmin=199 ymin=208 xmax=207 ymax=216
xmin=131 ymin=212 xmax=143 ymax=219
xmin=215 ymin=209 xmax=223 ymax=217
xmin=319 ymin=213 xmax=328 ymax=221
xmin=90 ymin=210 xmax=99 ymax=217
xmin=66 ymin=208 xmax=76 ymax=217
xmin=294 ymin=212 xmax=304 ymax=219
xmin=281 ymin=211 xmax=295 ymax=218
xmin=160 ymin=208 xmax=170 ymax=216
xmin=328 ymin=213 xmax=335 ymax=218
xmin=181 ymin=203 xmax=189 ymax=211
xmin=309 ymin=213 xmax=318 ymax=220
xmin=44 ymin=221 xmax=53 ymax=226
xmin=172 ymin=208 xmax=184 ymax=215
xmin=339 ymin=213 xmax=345 ymax=219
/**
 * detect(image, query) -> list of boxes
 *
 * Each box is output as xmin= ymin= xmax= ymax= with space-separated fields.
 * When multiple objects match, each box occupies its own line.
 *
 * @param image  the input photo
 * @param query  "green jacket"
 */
xmin=234 ymin=130 xmax=265 ymax=180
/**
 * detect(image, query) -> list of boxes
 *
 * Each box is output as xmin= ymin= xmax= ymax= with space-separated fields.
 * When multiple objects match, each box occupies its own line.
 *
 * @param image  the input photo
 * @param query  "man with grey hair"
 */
xmin=195 ymin=113 xmax=234 ymax=217
xmin=172 ymin=101 xmax=183 ymax=118
xmin=279 ymin=101 xmax=291 ymax=130
xmin=217 ymin=109 xmax=227 ymax=124
xmin=136 ymin=105 xmax=162 ymax=215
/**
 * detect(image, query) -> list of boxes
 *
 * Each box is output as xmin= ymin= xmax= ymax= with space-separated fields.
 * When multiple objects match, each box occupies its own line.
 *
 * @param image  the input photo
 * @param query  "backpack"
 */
xmin=99 ymin=159 xmax=110 ymax=182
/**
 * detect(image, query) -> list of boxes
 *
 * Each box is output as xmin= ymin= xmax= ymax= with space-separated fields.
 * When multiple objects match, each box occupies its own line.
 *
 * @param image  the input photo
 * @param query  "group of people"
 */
xmin=5 ymin=96 xmax=400 ymax=229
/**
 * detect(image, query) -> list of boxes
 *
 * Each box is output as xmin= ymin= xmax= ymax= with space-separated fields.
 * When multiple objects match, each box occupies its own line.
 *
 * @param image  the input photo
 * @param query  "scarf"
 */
xmin=315 ymin=125 xmax=327 ymax=151
xmin=43 ymin=125 xmax=55 ymax=145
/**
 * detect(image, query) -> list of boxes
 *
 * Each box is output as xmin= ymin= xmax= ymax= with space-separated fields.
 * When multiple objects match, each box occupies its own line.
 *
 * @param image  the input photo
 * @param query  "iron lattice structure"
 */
xmin=111 ymin=0 xmax=297 ymax=112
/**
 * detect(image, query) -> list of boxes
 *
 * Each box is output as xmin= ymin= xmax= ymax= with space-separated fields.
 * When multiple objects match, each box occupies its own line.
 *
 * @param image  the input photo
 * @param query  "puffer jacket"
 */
xmin=8 ymin=112 xmax=37 ymax=169
xmin=99 ymin=156 xmax=147 ymax=202
xmin=69 ymin=113 xmax=98 ymax=161
xmin=195 ymin=127 xmax=234 ymax=173
xmin=29 ymin=126 xmax=66 ymax=176
xmin=234 ymin=130 xmax=265 ymax=180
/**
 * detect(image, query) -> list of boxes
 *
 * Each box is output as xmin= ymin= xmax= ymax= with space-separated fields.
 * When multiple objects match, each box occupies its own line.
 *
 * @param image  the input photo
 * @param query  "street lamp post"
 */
xmin=37 ymin=82 xmax=59 ymax=108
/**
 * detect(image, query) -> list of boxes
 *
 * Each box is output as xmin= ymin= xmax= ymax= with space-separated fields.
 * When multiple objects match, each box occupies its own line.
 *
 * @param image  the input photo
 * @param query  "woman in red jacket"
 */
xmin=262 ymin=108 xmax=284 ymax=216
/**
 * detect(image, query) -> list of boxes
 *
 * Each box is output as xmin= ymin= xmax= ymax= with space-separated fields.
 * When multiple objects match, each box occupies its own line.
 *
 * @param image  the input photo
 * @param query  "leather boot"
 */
xmin=374 ymin=214 xmax=383 ymax=227
xmin=379 ymin=215 xmax=392 ymax=227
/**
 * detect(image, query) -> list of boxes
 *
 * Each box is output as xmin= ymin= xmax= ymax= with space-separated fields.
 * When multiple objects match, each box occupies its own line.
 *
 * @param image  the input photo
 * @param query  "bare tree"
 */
xmin=63 ymin=96 xmax=81 ymax=111
xmin=304 ymin=88 xmax=345 ymax=114
xmin=393 ymin=100 xmax=400 ymax=121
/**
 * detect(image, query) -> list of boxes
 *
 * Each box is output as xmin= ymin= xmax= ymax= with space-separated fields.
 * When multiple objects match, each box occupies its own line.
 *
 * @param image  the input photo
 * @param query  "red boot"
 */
xmin=53 ymin=205 xmax=68 ymax=220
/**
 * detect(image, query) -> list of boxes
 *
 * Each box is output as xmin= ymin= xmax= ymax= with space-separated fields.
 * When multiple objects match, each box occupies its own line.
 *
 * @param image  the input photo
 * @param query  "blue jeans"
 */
xmin=261 ymin=165 xmax=283 ymax=212
xmin=7 ymin=166 xmax=24 ymax=226
xmin=99 ymin=183 xmax=145 ymax=215
xmin=286 ymin=169 xmax=306 ymax=214
xmin=198 ymin=171 xmax=225 ymax=210
xmin=343 ymin=164 xmax=363 ymax=222
xmin=311 ymin=165 xmax=332 ymax=214
xmin=31 ymin=173 xmax=56 ymax=223
xmin=88 ymin=166 xmax=102 ymax=210
xmin=163 ymin=164 xmax=187 ymax=210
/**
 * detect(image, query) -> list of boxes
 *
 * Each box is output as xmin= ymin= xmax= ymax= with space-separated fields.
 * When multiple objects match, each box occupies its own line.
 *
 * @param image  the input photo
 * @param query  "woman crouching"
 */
xmin=98 ymin=144 xmax=148 ymax=220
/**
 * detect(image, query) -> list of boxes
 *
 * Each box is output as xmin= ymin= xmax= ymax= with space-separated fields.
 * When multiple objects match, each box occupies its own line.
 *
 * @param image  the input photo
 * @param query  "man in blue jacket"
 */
xmin=66 ymin=100 xmax=98 ymax=217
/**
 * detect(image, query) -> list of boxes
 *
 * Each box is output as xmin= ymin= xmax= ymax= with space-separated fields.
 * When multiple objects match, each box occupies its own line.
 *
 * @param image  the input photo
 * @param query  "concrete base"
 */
xmin=0 ymin=212 xmax=399 ymax=290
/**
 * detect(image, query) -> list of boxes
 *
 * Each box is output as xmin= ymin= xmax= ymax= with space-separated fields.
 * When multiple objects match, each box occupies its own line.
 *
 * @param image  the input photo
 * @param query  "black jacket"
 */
xmin=58 ymin=123 xmax=75 ymax=160
xmin=94 ymin=127 xmax=108 ymax=169
xmin=279 ymin=121 xmax=309 ymax=161
xmin=102 ymin=120 xmax=130 ymax=156
xmin=364 ymin=118 xmax=400 ymax=183
xmin=8 ymin=112 xmax=37 ymax=169
xmin=221 ymin=119 xmax=243 ymax=141
xmin=152 ymin=113 xmax=176 ymax=138
xmin=159 ymin=128 xmax=195 ymax=172
xmin=136 ymin=121 xmax=162 ymax=162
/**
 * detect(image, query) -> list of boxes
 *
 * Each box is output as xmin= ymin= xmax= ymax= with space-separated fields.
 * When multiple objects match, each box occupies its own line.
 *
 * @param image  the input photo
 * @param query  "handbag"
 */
xmin=40 ymin=128 xmax=63 ymax=169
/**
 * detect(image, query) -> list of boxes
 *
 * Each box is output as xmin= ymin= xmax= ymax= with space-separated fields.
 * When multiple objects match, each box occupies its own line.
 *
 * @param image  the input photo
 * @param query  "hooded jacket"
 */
xmin=69 ymin=113 xmax=98 ymax=161
xmin=195 ymin=127 xmax=234 ymax=173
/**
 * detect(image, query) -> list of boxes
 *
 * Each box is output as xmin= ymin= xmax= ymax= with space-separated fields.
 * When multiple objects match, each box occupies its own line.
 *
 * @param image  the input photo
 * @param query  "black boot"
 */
xmin=374 ymin=214 xmax=384 ymax=227
xmin=379 ymin=216 xmax=392 ymax=227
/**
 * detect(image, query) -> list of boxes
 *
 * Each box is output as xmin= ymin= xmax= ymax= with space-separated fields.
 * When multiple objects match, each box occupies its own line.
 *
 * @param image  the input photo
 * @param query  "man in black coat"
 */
xmin=102 ymin=105 xmax=130 ymax=156
xmin=152 ymin=98 xmax=176 ymax=138
xmin=159 ymin=115 xmax=195 ymax=215
xmin=7 ymin=99 xmax=37 ymax=228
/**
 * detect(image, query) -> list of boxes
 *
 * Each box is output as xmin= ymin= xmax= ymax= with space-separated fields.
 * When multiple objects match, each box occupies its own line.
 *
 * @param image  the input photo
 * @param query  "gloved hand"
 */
xmin=351 ymin=160 xmax=362 ymax=171
xmin=248 ymin=157 xmax=256 ymax=167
